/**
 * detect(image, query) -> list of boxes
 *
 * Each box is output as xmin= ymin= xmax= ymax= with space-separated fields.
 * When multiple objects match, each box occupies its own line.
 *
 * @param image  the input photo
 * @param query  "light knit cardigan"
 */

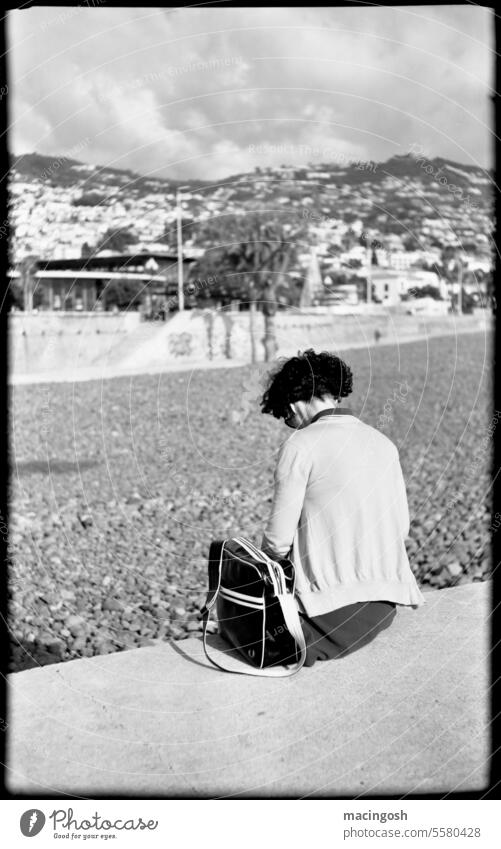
xmin=261 ymin=407 xmax=426 ymax=617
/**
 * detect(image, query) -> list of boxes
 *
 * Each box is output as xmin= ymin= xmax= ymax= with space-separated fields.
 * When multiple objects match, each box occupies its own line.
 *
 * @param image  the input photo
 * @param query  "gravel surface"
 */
xmin=8 ymin=331 xmax=493 ymax=671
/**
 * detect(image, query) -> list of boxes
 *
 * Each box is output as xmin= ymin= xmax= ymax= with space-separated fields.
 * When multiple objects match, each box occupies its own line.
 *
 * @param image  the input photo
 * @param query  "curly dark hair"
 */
xmin=260 ymin=348 xmax=353 ymax=420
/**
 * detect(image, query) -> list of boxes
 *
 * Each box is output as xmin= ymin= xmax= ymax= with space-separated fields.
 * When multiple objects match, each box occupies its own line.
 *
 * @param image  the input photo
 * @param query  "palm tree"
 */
xmin=260 ymin=245 xmax=296 ymax=361
xmin=193 ymin=213 xmax=305 ymax=361
xmin=223 ymin=215 xmax=303 ymax=362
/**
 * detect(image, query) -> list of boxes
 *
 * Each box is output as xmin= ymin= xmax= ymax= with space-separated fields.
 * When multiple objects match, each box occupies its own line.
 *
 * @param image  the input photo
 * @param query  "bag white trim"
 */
xmin=202 ymin=537 xmax=307 ymax=678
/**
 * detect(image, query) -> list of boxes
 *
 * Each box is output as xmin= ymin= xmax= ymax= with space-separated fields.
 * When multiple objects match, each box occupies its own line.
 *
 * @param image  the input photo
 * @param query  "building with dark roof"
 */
xmin=12 ymin=251 xmax=195 ymax=312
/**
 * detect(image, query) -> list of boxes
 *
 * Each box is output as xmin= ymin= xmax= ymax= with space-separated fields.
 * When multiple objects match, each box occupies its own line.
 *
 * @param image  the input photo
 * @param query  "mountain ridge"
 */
xmin=9 ymin=150 xmax=492 ymax=195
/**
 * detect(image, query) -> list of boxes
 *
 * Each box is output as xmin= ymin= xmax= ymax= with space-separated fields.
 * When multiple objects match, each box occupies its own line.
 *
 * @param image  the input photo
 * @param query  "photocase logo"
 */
xmin=232 ymin=364 xmax=271 ymax=425
xmin=20 ymin=809 xmax=46 ymax=837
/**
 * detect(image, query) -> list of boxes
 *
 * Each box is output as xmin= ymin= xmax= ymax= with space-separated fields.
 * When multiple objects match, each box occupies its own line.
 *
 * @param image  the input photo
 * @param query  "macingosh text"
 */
xmin=344 ymin=810 xmax=408 ymax=823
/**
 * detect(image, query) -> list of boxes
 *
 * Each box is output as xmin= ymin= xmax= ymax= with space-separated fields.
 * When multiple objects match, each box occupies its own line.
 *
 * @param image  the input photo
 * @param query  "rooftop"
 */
xmin=36 ymin=252 xmax=195 ymax=272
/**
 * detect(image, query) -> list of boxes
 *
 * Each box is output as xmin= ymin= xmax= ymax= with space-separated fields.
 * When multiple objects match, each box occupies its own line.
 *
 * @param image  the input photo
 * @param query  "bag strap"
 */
xmin=204 ymin=539 xmax=225 ymax=609
xmin=200 ymin=538 xmax=307 ymax=678
xmin=233 ymin=536 xmax=296 ymax=596
xmin=233 ymin=536 xmax=281 ymax=596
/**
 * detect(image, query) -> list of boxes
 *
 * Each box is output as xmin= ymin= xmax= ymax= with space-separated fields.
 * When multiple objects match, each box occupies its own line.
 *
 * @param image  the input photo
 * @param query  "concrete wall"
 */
xmin=197 ymin=309 xmax=492 ymax=362
xmin=6 ymin=582 xmax=491 ymax=796
xmin=8 ymin=308 xmax=493 ymax=379
xmin=9 ymin=311 xmax=142 ymax=376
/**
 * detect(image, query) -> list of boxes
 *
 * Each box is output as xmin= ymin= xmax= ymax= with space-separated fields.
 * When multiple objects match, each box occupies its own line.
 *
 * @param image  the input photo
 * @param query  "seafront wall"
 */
xmin=8 ymin=308 xmax=492 ymax=380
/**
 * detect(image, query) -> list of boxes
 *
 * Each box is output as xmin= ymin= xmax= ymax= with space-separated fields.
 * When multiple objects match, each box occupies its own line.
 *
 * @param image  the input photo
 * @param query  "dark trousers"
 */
xmin=299 ymin=600 xmax=397 ymax=667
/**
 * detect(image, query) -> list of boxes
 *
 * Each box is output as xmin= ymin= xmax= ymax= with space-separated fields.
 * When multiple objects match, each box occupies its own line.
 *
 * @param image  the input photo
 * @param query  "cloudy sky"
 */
xmin=7 ymin=5 xmax=494 ymax=180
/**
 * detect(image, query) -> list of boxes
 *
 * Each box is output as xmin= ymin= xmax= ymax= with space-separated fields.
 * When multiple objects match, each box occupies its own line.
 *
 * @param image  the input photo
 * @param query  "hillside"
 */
xmin=8 ymin=150 xmax=493 ymax=263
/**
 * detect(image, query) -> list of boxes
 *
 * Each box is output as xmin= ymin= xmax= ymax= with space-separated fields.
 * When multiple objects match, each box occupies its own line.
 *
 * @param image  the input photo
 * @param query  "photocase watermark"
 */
xmin=161 ymin=275 xmax=217 ymax=315
xmin=146 ymin=276 xmax=218 ymax=321
xmin=38 ymin=137 xmax=92 ymax=181
xmin=377 ymin=380 xmax=410 ymax=430
xmin=489 ymin=511 xmax=501 ymax=534
xmin=20 ymin=809 xmax=46 ymax=838
xmin=158 ymin=435 xmax=184 ymax=485
xmin=40 ymin=387 xmax=51 ymax=436
xmin=248 ymin=143 xmax=377 ymax=172
xmin=265 ymin=622 xmax=292 ymax=641
xmin=207 ymin=489 xmax=243 ymax=510
xmin=0 ymin=84 xmax=8 ymax=100
xmin=95 ymin=57 xmax=244 ymax=103
xmin=302 ymin=207 xmax=336 ymax=226
xmin=231 ymin=362 xmax=272 ymax=425
xmin=445 ymin=410 xmax=500 ymax=512
xmin=40 ymin=0 xmax=105 ymax=32
xmin=50 ymin=807 xmax=158 ymax=833
xmin=0 ymin=509 xmax=8 ymax=544
xmin=169 ymin=55 xmax=244 ymax=77
xmin=408 ymin=143 xmax=479 ymax=210
xmin=19 ymin=807 xmax=158 ymax=837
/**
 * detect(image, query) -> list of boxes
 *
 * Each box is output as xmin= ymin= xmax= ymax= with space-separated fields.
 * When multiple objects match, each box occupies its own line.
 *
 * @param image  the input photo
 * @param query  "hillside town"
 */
xmin=8 ymin=151 xmax=494 ymax=313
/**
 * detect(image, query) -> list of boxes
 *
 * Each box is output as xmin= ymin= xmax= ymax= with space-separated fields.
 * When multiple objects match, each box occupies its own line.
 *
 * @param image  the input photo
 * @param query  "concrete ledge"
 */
xmin=6 ymin=583 xmax=491 ymax=798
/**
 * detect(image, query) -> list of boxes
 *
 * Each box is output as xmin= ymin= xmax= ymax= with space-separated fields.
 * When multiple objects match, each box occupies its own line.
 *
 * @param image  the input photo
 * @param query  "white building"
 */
xmin=369 ymin=268 xmax=445 ymax=305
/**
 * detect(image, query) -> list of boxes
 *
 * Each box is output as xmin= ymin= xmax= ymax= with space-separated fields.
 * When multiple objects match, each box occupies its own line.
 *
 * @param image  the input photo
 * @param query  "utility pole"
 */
xmin=176 ymin=187 xmax=185 ymax=312
xmin=366 ymin=245 xmax=372 ymax=304
xmin=457 ymin=256 xmax=463 ymax=315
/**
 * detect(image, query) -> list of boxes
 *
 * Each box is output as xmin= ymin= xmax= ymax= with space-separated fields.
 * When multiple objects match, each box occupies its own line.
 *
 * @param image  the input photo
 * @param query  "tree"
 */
xmin=484 ymin=271 xmax=495 ymax=310
xmin=408 ymin=285 xmax=442 ymax=300
xmin=72 ymin=192 xmax=107 ymax=207
xmin=7 ymin=277 xmax=24 ymax=310
xmin=93 ymin=227 xmax=138 ymax=254
xmin=328 ymin=271 xmax=349 ymax=287
xmin=421 ymin=260 xmax=444 ymax=277
xmin=18 ymin=254 xmax=39 ymax=311
xmin=191 ymin=213 xmax=307 ymax=361
xmin=341 ymin=228 xmax=357 ymax=251
xmin=225 ymin=216 xmax=304 ymax=361
xmin=102 ymin=278 xmax=144 ymax=311
xmin=402 ymin=233 xmax=421 ymax=251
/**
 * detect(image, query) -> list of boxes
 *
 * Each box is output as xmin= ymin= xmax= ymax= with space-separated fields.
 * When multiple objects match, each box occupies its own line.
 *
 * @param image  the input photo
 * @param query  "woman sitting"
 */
xmin=260 ymin=348 xmax=425 ymax=667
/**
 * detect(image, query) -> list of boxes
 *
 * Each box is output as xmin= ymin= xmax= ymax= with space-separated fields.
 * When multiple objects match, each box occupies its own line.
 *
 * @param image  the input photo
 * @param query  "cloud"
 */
xmin=7 ymin=5 xmax=494 ymax=179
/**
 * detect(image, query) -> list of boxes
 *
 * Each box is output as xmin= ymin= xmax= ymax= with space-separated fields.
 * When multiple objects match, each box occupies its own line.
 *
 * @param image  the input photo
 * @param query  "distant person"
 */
xmin=374 ymin=328 xmax=382 ymax=343
xmin=260 ymin=349 xmax=425 ymax=667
